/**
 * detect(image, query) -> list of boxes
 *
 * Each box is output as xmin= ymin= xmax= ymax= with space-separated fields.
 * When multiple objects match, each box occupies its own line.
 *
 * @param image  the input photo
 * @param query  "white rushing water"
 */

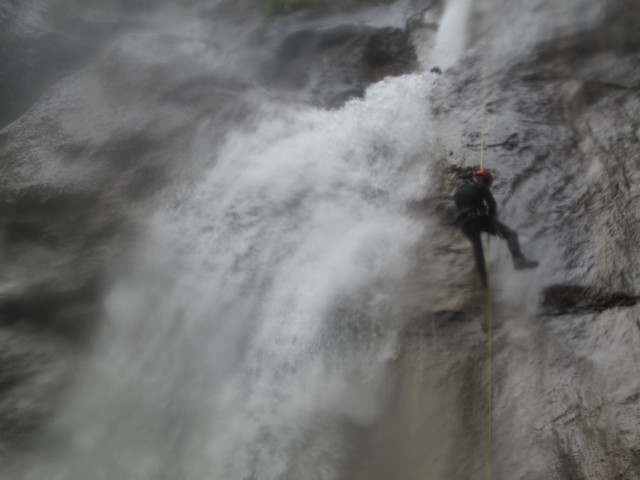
xmin=429 ymin=0 xmax=473 ymax=70
xmin=16 ymin=74 xmax=440 ymax=480
xmin=11 ymin=1 xmax=474 ymax=478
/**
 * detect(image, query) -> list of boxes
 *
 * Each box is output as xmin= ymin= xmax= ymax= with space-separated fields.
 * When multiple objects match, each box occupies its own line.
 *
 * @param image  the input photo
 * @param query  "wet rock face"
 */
xmin=0 ymin=11 xmax=259 ymax=457
xmin=263 ymin=25 xmax=418 ymax=107
xmin=541 ymin=284 xmax=638 ymax=316
xmin=0 ymin=2 xmax=127 ymax=129
xmin=427 ymin=0 xmax=640 ymax=478
xmin=0 ymin=0 xmax=637 ymax=477
xmin=245 ymin=0 xmax=434 ymax=108
xmin=0 ymin=0 xmax=430 ymax=461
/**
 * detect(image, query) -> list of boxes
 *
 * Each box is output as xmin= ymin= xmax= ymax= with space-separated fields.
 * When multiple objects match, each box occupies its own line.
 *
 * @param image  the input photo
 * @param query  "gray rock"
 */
xmin=0 ymin=0 xmax=638 ymax=477
xmin=386 ymin=0 xmax=640 ymax=478
xmin=0 ymin=13 xmax=259 ymax=459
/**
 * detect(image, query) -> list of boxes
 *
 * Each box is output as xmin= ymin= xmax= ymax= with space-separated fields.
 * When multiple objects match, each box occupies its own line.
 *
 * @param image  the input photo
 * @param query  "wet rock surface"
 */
xmin=0 ymin=0 xmax=435 ymax=465
xmin=0 ymin=0 xmax=638 ymax=477
xmin=0 ymin=9 xmax=257 ymax=460
xmin=541 ymin=284 xmax=638 ymax=316
xmin=0 ymin=1 xmax=135 ymax=129
xmin=262 ymin=24 xmax=419 ymax=108
xmin=402 ymin=0 xmax=640 ymax=478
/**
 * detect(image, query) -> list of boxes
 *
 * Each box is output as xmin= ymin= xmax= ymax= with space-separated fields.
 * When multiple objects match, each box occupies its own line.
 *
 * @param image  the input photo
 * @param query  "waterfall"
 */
xmin=429 ymin=0 xmax=473 ymax=71
xmin=4 ymin=1 xmax=474 ymax=478
xmin=15 ymin=54 xmax=439 ymax=480
xmin=23 ymin=78 xmax=436 ymax=480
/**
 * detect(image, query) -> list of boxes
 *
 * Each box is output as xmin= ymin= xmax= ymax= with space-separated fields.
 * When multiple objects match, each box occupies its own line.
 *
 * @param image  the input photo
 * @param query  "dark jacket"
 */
xmin=453 ymin=181 xmax=496 ymax=220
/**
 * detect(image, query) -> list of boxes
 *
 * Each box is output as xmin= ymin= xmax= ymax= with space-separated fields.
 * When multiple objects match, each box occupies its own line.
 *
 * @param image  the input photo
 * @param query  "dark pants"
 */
xmin=458 ymin=214 xmax=523 ymax=287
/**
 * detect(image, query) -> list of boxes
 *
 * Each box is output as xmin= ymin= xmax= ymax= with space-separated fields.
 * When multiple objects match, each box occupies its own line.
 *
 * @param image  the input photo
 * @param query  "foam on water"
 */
xmin=19 ymin=73 xmax=437 ymax=480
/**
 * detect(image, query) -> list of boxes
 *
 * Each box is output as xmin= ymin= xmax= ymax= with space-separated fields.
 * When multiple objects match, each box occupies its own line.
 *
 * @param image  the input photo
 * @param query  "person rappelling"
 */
xmin=453 ymin=168 xmax=539 ymax=288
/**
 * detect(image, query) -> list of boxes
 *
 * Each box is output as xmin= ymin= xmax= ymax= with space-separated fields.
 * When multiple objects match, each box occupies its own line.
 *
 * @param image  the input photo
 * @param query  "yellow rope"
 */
xmin=479 ymin=39 xmax=494 ymax=480
xmin=484 ymin=240 xmax=494 ymax=480
xmin=479 ymin=42 xmax=489 ymax=170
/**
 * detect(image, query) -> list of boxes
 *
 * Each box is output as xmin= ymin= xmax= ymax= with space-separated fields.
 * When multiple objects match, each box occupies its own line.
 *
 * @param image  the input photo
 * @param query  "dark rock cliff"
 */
xmin=0 ymin=0 xmax=429 ymax=467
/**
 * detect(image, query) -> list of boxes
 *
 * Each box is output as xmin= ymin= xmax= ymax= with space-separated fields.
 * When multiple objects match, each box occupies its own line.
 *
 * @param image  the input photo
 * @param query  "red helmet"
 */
xmin=474 ymin=169 xmax=493 ymax=186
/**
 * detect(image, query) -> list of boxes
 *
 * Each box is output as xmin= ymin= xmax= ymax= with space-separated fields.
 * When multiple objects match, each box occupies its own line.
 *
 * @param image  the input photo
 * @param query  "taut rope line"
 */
xmin=479 ymin=38 xmax=494 ymax=480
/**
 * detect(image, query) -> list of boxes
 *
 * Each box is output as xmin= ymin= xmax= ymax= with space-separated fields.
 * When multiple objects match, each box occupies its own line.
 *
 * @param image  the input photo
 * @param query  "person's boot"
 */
xmin=514 ymin=256 xmax=539 ymax=270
